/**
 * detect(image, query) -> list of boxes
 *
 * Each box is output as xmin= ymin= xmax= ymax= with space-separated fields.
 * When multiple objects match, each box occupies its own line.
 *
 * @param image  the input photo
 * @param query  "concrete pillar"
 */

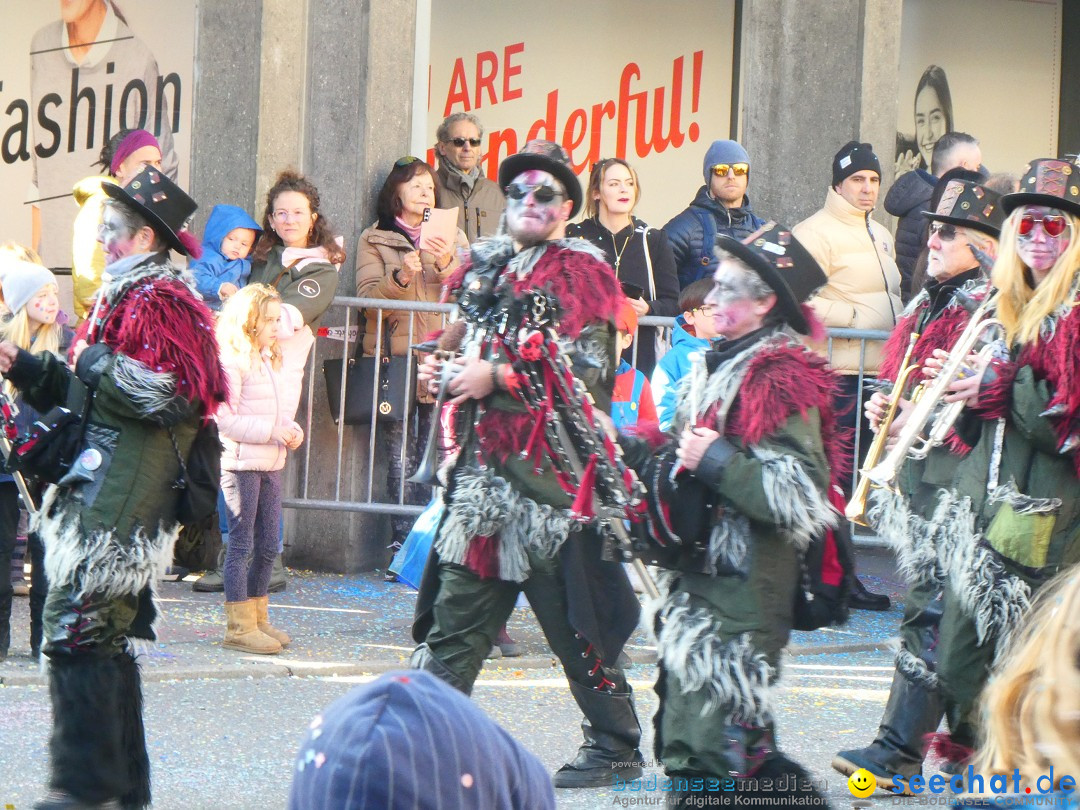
xmin=188 ymin=0 xmax=264 ymax=228
xmin=740 ymin=0 xmax=902 ymax=226
xmin=281 ymin=0 xmax=419 ymax=573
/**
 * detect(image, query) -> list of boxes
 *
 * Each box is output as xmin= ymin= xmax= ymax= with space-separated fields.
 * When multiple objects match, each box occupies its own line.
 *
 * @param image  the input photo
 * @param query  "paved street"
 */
xmin=0 ymin=547 xmax=941 ymax=809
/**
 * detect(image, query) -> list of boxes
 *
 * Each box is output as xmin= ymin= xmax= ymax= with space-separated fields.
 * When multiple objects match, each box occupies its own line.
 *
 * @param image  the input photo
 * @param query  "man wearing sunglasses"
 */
xmin=434 ymin=112 xmax=506 ymax=243
xmin=663 ymin=139 xmax=766 ymax=288
xmin=833 ymin=177 xmax=1003 ymax=791
xmin=411 ymin=140 xmax=645 ymax=789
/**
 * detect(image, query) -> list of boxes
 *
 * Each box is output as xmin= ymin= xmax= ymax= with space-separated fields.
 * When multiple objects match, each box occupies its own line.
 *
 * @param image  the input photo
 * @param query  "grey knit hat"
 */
xmin=0 ymin=258 xmax=58 ymax=316
xmin=289 ymin=670 xmax=556 ymax=810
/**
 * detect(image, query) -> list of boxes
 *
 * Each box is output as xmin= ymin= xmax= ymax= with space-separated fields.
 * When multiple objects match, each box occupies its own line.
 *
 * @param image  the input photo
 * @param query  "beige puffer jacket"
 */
xmin=793 ymin=188 xmax=902 ymax=375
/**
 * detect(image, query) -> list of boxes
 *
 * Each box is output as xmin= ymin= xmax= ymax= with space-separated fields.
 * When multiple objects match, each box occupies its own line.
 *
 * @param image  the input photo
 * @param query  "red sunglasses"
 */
xmin=1019 ymin=213 xmax=1069 ymax=238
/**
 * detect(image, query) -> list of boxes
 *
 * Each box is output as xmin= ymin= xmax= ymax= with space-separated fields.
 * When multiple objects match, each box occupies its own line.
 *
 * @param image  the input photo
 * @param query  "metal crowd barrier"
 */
xmin=284 ymin=297 xmax=889 ymax=520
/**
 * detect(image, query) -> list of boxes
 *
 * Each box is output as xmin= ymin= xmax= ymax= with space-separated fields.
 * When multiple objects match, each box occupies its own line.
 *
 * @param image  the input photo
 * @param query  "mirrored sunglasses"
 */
xmin=711 ymin=162 xmax=749 ymax=177
xmin=505 ymin=182 xmax=564 ymax=203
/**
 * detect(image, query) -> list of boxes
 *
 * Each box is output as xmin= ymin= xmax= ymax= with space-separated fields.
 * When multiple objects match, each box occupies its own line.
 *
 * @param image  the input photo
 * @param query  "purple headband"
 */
xmin=110 ymin=130 xmax=161 ymax=176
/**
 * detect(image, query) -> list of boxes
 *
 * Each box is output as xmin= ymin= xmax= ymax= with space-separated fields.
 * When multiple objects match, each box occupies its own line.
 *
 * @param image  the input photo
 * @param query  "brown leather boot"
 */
xmin=251 ymin=594 xmax=291 ymax=646
xmin=224 ymin=600 xmax=281 ymax=655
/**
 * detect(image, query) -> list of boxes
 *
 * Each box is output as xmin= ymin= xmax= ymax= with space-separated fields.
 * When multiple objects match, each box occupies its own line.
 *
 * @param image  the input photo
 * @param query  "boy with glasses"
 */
xmin=663 ymin=139 xmax=766 ymax=288
xmin=433 ymin=112 xmax=506 ymax=242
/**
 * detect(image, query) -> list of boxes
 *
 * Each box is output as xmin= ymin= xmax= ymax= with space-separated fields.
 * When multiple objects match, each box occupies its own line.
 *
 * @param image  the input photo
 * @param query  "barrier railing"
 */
xmin=284 ymin=297 xmax=889 ymax=519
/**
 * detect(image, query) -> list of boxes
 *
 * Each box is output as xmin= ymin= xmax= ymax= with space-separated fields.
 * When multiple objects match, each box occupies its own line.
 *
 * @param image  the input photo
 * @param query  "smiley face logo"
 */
xmin=847 ymin=768 xmax=877 ymax=798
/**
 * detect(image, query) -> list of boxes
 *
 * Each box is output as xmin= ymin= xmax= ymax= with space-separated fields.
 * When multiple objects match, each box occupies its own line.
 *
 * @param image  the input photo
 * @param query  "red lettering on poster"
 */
xmin=475 ymin=51 xmax=499 ymax=109
xmin=436 ymin=49 xmax=706 ymax=181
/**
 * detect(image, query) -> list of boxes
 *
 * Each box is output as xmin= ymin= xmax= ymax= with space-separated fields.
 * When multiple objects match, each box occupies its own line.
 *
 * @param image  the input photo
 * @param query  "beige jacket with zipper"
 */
xmin=793 ymin=188 xmax=901 ymax=375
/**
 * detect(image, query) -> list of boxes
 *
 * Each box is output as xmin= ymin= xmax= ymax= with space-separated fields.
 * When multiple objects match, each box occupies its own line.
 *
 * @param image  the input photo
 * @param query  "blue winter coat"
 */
xmin=650 ymin=316 xmax=713 ymax=430
xmin=190 ymin=204 xmax=262 ymax=310
xmin=663 ymin=186 xmax=765 ymax=288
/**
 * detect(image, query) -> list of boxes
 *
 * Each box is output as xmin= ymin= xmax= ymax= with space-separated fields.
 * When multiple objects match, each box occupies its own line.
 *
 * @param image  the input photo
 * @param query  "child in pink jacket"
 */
xmin=215 ymin=284 xmax=314 ymax=654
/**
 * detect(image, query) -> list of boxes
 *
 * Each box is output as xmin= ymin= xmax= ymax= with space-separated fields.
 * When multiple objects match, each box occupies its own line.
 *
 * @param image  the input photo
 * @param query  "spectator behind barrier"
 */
xmin=290 ymin=670 xmax=556 ymax=810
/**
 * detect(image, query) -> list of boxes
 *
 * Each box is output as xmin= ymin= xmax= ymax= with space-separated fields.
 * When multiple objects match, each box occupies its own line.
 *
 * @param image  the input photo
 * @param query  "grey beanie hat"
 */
xmin=703 ymin=139 xmax=750 ymax=184
xmin=0 ymin=259 xmax=58 ymax=316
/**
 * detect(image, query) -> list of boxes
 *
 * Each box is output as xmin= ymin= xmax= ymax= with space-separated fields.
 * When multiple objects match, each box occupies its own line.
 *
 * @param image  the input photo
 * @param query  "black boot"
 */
xmin=43 ymin=656 xmax=127 ymax=805
xmin=849 ymin=575 xmax=891 ymax=611
xmin=409 ymin=643 xmax=473 ymax=695
xmin=832 ymin=668 xmax=942 ymax=787
xmin=552 ymin=681 xmax=644 ymax=788
xmin=115 ymin=652 xmax=151 ymax=809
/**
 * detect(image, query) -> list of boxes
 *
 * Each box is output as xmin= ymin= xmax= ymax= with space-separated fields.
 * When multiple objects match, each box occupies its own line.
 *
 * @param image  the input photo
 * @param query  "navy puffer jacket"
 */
xmin=663 ymin=186 xmax=765 ymax=288
xmin=884 ymin=169 xmax=934 ymax=298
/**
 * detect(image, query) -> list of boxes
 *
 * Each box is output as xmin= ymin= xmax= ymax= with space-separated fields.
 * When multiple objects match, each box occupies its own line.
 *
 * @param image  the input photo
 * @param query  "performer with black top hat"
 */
xmin=621 ymin=223 xmax=844 ymax=805
xmin=833 ymin=177 xmax=1004 ymax=787
xmin=0 ymin=167 xmax=227 ymax=809
xmin=927 ymin=158 xmax=1080 ymax=765
xmin=409 ymin=140 xmax=645 ymax=789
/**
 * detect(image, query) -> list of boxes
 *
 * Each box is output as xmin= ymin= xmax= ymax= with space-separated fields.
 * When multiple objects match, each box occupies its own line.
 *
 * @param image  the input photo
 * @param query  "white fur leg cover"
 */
xmin=33 ymin=485 xmax=180 ymax=601
xmin=894 ymin=641 xmax=939 ymax=691
xmin=936 ymin=490 xmax=1032 ymax=659
xmin=868 ymin=488 xmax=940 ymax=588
xmin=751 ymin=447 xmax=836 ymax=553
xmin=654 ymin=589 xmax=775 ymax=724
xmin=436 ymin=466 xmax=574 ymax=583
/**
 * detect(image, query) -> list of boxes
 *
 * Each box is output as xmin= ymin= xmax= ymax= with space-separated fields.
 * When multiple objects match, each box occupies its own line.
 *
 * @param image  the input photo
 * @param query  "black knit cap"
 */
xmin=832 ymin=141 xmax=881 ymax=187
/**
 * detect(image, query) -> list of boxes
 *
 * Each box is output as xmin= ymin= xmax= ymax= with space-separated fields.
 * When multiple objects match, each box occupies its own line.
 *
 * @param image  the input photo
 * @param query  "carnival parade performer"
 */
xmin=833 ymin=178 xmax=1004 ymax=787
xmin=0 ymin=167 xmax=226 ymax=809
xmin=621 ymin=223 xmax=844 ymax=804
xmin=931 ymin=158 xmax=1080 ymax=763
xmin=409 ymin=140 xmax=645 ymax=789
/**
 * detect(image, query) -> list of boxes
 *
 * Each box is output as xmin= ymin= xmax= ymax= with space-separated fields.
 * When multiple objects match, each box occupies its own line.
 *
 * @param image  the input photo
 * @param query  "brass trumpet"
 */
xmin=865 ymin=294 xmax=1002 ymax=492
xmin=845 ymin=332 xmax=921 ymax=525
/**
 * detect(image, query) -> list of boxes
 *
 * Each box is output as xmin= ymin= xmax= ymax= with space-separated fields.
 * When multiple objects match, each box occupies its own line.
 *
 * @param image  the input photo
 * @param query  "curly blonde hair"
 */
xmin=974 ymin=567 xmax=1080 ymax=783
xmin=216 ymin=284 xmax=282 ymax=372
xmin=991 ymin=207 xmax=1080 ymax=346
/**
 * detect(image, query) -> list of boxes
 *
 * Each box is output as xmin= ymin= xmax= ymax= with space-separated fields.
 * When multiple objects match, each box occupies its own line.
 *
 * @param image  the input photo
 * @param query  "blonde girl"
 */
xmin=215 ymin=284 xmax=313 ymax=655
xmin=0 ymin=255 xmax=72 ymax=661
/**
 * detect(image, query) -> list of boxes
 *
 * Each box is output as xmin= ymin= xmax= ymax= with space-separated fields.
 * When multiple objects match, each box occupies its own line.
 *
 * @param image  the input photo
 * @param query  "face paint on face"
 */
xmin=705 ymin=259 xmax=772 ymax=340
xmin=504 ymin=169 xmax=569 ymax=246
xmin=98 ymin=206 xmax=141 ymax=263
xmin=27 ymin=284 xmax=60 ymax=326
xmin=1017 ymin=205 xmax=1073 ymax=283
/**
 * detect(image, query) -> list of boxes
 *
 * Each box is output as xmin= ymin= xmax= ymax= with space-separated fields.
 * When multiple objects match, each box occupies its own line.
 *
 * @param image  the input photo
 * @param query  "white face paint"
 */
xmin=705 ymin=259 xmax=773 ymax=340
xmin=504 ymin=170 xmax=570 ymax=246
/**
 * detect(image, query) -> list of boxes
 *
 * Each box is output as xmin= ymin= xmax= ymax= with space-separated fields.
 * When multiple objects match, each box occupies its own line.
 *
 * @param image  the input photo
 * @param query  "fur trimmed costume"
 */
xmin=934 ymin=282 xmax=1080 ymax=752
xmin=6 ymin=251 xmax=225 ymax=808
xmin=411 ymin=234 xmax=647 ymax=786
xmin=626 ymin=325 xmax=843 ymax=780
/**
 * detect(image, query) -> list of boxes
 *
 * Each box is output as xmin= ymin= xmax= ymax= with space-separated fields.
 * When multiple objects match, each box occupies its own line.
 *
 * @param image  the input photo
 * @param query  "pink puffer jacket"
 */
xmin=217 ymin=304 xmax=315 ymax=472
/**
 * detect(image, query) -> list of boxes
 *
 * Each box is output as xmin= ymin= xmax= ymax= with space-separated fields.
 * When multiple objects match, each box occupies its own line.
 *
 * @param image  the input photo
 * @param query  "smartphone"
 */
xmin=621 ymin=282 xmax=644 ymax=300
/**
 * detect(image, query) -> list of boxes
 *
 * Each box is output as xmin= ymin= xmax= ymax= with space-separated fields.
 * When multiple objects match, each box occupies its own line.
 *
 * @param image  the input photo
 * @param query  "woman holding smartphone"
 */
xmin=567 ymin=158 xmax=679 ymax=377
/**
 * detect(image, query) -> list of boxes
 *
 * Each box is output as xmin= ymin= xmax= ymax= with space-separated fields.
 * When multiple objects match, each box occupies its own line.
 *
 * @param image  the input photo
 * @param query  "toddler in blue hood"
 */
xmin=190 ymin=204 xmax=262 ymax=310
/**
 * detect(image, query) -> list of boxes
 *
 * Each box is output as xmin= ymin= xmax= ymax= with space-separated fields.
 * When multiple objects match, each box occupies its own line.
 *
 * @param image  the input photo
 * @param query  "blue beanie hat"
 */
xmin=703 ymin=139 xmax=750 ymax=184
xmin=289 ymin=671 xmax=556 ymax=810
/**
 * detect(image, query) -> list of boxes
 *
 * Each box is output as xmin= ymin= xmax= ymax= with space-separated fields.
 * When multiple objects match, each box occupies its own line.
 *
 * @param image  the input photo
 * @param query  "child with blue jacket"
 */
xmin=190 ymin=204 xmax=262 ymax=310
xmin=650 ymin=279 xmax=721 ymax=430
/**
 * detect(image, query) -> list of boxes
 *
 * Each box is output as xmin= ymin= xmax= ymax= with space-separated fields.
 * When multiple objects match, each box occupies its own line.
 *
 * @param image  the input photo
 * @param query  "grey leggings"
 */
xmin=222 ymin=469 xmax=282 ymax=602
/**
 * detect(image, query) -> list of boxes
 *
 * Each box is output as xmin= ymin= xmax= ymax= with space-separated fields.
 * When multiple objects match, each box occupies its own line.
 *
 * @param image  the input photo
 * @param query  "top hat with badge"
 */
xmin=102 ymin=167 xmax=202 ymax=258
xmin=716 ymin=223 xmax=828 ymax=335
xmin=1002 ymin=158 xmax=1080 ymax=219
xmin=923 ymin=178 xmax=1005 ymax=238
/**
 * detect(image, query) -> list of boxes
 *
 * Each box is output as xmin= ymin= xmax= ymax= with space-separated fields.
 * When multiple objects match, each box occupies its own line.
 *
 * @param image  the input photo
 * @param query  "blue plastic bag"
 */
xmin=389 ymin=494 xmax=445 ymax=589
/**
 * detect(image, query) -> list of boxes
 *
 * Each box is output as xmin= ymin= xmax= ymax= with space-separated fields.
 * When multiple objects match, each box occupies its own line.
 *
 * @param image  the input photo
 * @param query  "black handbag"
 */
xmin=168 ymin=421 xmax=223 ymax=526
xmin=6 ymin=377 xmax=92 ymax=485
xmin=323 ymin=326 xmax=415 ymax=425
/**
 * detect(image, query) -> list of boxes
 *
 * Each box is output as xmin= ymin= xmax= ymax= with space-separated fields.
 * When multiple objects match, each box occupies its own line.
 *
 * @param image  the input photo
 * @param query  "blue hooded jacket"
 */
xmin=650 ymin=315 xmax=714 ymax=430
xmin=190 ymin=204 xmax=262 ymax=309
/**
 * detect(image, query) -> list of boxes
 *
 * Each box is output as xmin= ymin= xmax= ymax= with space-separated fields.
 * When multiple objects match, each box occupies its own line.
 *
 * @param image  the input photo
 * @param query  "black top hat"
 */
xmin=102 ymin=167 xmax=198 ymax=256
xmin=716 ymin=223 xmax=827 ymax=335
xmin=1002 ymin=158 xmax=1080 ymax=219
xmin=922 ymin=179 xmax=1005 ymax=238
xmin=497 ymin=140 xmax=583 ymax=218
